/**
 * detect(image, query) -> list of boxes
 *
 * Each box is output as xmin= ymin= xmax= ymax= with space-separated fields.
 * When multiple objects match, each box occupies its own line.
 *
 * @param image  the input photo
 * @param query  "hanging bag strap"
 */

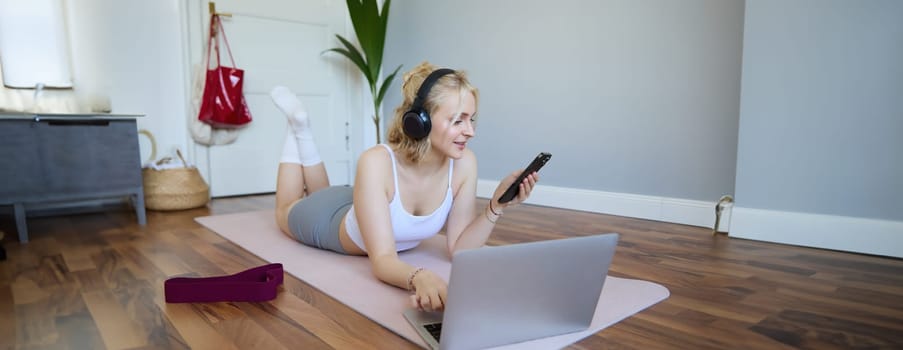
xmin=204 ymin=14 xmax=218 ymax=70
xmin=214 ymin=15 xmax=237 ymax=68
xmin=204 ymin=14 xmax=237 ymax=69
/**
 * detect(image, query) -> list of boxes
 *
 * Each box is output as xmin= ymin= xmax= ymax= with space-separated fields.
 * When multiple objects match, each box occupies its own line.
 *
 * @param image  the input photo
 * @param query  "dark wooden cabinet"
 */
xmin=0 ymin=113 xmax=146 ymax=242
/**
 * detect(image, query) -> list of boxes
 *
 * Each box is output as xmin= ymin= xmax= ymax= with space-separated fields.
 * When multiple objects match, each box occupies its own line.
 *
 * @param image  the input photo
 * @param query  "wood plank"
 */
xmin=112 ymin=280 xmax=191 ymax=349
xmin=11 ymin=277 xmax=50 ymax=305
xmin=61 ymin=249 xmax=98 ymax=272
xmin=235 ymin=301 xmax=332 ymax=349
xmin=82 ymin=290 xmax=147 ymax=349
xmin=158 ymin=302 xmax=239 ymax=350
xmin=135 ymin=246 xmax=192 ymax=278
xmin=0 ymin=285 xmax=16 ymax=349
xmin=207 ymin=306 xmax=289 ymax=350
xmin=178 ymin=229 xmax=263 ymax=275
xmin=263 ymin=286 xmax=400 ymax=349
xmin=16 ymin=297 xmax=60 ymax=346
xmin=279 ymin=277 xmax=420 ymax=349
xmin=51 ymin=285 xmax=105 ymax=350
xmin=751 ymin=309 xmax=903 ymax=349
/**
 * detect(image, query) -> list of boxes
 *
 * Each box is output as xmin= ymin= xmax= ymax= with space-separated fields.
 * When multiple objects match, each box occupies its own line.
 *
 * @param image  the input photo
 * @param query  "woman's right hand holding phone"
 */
xmin=492 ymin=170 xmax=540 ymax=210
xmin=495 ymin=152 xmax=550 ymax=208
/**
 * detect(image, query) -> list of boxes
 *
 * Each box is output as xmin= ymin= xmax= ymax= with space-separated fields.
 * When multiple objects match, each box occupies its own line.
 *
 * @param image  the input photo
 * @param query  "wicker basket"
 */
xmin=140 ymin=130 xmax=210 ymax=211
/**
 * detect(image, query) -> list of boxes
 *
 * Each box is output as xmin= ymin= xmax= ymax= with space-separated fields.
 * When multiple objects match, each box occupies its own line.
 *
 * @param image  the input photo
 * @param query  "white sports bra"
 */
xmin=344 ymin=144 xmax=454 ymax=252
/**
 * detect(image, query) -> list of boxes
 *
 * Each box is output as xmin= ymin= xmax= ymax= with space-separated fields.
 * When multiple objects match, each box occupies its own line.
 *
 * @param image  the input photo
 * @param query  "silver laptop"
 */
xmin=403 ymin=233 xmax=619 ymax=350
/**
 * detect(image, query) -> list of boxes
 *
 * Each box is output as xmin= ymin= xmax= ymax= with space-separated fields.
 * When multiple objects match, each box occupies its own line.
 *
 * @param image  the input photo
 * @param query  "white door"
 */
xmin=186 ymin=0 xmax=357 ymax=196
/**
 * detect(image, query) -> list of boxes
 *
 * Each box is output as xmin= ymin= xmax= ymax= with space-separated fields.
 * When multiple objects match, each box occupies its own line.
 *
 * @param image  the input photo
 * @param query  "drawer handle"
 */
xmin=47 ymin=120 xmax=110 ymax=126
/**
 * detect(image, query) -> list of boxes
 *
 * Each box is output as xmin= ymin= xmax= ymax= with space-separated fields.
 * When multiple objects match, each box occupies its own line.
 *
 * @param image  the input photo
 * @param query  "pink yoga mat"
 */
xmin=196 ymin=210 xmax=669 ymax=349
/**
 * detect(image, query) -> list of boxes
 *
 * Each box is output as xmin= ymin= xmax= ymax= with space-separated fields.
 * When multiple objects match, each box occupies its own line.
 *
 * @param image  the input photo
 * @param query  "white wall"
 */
xmin=66 ymin=0 xmax=191 ymax=164
xmin=732 ymin=0 xmax=903 ymax=258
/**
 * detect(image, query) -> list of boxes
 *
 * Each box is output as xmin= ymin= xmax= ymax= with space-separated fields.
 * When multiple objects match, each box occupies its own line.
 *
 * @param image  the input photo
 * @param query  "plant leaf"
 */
xmin=345 ymin=0 xmax=369 ymax=50
xmin=324 ymin=45 xmax=374 ymax=88
xmin=335 ymin=34 xmax=370 ymax=70
xmin=360 ymin=0 xmax=381 ymax=76
xmin=376 ymin=64 xmax=402 ymax=109
xmin=346 ymin=0 xmax=378 ymax=78
xmin=336 ymin=0 xmax=396 ymax=113
xmin=372 ymin=0 xmax=391 ymax=75
xmin=325 ymin=46 xmax=367 ymax=75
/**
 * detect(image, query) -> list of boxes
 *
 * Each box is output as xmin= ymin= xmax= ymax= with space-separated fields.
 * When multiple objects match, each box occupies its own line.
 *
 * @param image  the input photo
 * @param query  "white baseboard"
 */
xmin=730 ymin=207 xmax=903 ymax=258
xmin=476 ymin=180 xmax=730 ymax=232
xmin=478 ymin=180 xmax=903 ymax=258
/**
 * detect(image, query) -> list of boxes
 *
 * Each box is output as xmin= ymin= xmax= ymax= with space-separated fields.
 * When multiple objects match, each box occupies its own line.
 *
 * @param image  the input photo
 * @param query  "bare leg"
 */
xmin=301 ymin=163 xmax=330 ymax=193
xmin=275 ymin=163 xmax=303 ymax=237
xmin=275 ymin=162 xmax=331 ymax=238
xmin=272 ymin=86 xmax=330 ymax=238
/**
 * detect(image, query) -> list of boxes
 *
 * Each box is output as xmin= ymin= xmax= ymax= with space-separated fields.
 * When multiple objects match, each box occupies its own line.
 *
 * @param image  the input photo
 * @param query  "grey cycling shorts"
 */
xmin=287 ymin=185 xmax=354 ymax=254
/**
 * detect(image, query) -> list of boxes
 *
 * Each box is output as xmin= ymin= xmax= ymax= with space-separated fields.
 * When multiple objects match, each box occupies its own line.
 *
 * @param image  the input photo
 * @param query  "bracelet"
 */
xmin=488 ymin=200 xmax=502 ymax=216
xmin=407 ymin=267 xmax=425 ymax=292
xmin=484 ymin=208 xmax=498 ymax=224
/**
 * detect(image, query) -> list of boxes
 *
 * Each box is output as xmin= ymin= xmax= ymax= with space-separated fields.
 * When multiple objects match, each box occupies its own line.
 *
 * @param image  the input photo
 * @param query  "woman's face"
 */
xmin=428 ymin=89 xmax=476 ymax=160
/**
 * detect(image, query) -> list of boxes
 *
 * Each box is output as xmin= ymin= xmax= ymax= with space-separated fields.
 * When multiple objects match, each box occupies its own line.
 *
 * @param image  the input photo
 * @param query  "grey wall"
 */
xmin=384 ymin=0 xmax=745 ymax=202
xmin=736 ymin=0 xmax=903 ymax=221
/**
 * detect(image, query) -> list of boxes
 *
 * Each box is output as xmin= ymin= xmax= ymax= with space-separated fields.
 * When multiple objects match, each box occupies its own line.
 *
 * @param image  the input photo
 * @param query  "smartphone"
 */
xmin=497 ymin=152 xmax=552 ymax=204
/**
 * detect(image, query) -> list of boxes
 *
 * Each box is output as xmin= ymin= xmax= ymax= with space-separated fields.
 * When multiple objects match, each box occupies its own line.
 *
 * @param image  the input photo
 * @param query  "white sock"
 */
xmin=280 ymin=127 xmax=302 ymax=164
xmin=271 ymin=86 xmax=321 ymax=166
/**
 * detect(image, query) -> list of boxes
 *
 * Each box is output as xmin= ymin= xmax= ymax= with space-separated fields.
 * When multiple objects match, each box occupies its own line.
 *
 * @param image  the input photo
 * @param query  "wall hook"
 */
xmin=208 ymin=1 xmax=232 ymax=17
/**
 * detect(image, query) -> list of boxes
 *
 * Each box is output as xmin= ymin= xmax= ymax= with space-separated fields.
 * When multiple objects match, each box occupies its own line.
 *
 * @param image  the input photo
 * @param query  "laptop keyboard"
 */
xmin=424 ymin=322 xmax=442 ymax=341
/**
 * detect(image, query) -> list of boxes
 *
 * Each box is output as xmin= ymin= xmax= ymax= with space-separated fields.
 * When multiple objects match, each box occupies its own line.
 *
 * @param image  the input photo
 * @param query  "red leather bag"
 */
xmin=198 ymin=15 xmax=252 ymax=128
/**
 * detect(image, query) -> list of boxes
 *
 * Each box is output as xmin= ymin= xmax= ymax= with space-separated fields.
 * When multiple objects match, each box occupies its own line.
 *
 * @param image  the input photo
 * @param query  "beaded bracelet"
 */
xmin=407 ymin=267 xmax=425 ymax=292
xmin=484 ymin=208 xmax=498 ymax=224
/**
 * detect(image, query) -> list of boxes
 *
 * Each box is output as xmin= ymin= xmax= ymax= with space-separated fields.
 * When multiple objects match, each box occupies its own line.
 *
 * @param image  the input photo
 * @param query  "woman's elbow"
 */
xmin=369 ymin=255 xmax=396 ymax=281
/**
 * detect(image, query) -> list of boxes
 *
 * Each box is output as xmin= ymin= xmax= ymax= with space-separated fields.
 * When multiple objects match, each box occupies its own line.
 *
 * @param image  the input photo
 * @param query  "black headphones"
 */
xmin=403 ymin=68 xmax=456 ymax=140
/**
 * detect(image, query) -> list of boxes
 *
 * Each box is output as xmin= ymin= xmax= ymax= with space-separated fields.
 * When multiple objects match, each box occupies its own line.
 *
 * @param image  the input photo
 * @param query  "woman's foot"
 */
xmin=270 ymin=86 xmax=309 ymax=129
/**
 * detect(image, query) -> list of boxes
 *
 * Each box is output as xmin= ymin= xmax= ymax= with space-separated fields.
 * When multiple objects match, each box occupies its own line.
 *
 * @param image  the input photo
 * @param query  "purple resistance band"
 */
xmin=164 ymin=263 xmax=284 ymax=303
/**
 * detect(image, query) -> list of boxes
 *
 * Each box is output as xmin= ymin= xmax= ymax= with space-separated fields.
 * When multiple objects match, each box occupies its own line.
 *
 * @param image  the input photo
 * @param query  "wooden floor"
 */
xmin=1 ymin=194 xmax=902 ymax=350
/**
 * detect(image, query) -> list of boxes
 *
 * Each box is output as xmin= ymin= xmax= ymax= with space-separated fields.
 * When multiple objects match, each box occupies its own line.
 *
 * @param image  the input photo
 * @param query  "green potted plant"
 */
xmin=327 ymin=0 xmax=401 ymax=144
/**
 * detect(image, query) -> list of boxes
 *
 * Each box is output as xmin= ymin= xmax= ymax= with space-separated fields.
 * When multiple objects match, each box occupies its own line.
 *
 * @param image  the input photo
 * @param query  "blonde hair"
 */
xmin=387 ymin=61 xmax=479 ymax=163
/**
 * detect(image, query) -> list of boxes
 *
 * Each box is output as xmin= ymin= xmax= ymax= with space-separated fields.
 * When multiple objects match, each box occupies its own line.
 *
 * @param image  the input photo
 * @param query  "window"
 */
xmin=0 ymin=0 xmax=73 ymax=89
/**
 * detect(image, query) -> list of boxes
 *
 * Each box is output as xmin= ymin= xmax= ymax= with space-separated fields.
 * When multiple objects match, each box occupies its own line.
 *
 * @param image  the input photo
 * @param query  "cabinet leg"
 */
xmin=133 ymin=192 xmax=147 ymax=226
xmin=13 ymin=203 xmax=28 ymax=243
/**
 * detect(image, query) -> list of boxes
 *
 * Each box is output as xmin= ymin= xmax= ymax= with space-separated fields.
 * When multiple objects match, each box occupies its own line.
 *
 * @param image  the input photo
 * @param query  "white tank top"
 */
xmin=344 ymin=144 xmax=454 ymax=252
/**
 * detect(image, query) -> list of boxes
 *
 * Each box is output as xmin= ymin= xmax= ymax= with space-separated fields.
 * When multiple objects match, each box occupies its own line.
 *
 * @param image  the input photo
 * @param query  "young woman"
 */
xmin=271 ymin=62 xmax=538 ymax=311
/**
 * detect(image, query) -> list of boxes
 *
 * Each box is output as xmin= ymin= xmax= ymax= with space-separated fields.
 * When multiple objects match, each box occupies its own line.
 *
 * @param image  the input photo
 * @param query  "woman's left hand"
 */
xmin=408 ymin=269 xmax=448 ymax=312
xmin=492 ymin=170 xmax=540 ymax=210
